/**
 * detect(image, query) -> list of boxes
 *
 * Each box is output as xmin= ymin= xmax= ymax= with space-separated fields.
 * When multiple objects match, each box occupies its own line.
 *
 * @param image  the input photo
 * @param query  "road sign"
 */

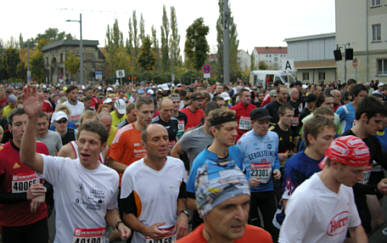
xmin=352 ymin=58 xmax=358 ymax=68
xmin=202 ymin=64 xmax=211 ymax=73
xmin=95 ymin=71 xmax=102 ymax=81
xmin=203 ymin=73 xmax=211 ymax=79
xmin=116 ymin=69 xmax=125 ymax=78
xmin=281 ymin=59 xmax=295 ymax=72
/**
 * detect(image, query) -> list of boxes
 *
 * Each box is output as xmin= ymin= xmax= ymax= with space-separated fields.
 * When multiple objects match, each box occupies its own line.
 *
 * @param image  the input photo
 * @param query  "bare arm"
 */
xmin=348 ymin=225 xmax=368 ymax=243
xmin=123 ymin=213 xmax=168 ymax=240
xmin=187 ymin=198 xmax=196 ymax=211
xmin=106 ymin=209 xmax=131 ymax=241
xmin=106 ymin=158 xmax=128 ymax=173
xmin=57 ymin=143 xmax=76 ymax=158
xmin=170 ymin=142 xmax=184 ymax=159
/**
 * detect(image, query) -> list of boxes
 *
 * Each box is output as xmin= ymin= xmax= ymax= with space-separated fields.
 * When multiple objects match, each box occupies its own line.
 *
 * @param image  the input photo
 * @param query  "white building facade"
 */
xmin=252 ymin=47 xmax=288 ymax=69
xmin=237 ymin=50 xmax=251 ymax=71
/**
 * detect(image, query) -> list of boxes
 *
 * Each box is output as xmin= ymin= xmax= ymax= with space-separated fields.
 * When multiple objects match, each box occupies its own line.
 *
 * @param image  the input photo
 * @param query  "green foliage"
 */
xmin=161 ymin=5 xmax=170 ymax=72
xmin=137 ymin=36 xmax=156 ymax=71
xmin=250 ymin=53 xmax=256 ymax=70
xmin=169 ymin=6 xmax=181 ymax=70
xmin=4 ymin=48 xmax=20 ymax=79
xmin=30 ymin=50 xmax=45 ymax=82
xmin=65 ymin=51 xmax=80 ymax=80
xmin=184 ymin=18 xmax=209 ymax=71
xmin=258 ymin=61 xmax=268 ymax=70
xmin=151 ymin=26 xmax=161 ymax=71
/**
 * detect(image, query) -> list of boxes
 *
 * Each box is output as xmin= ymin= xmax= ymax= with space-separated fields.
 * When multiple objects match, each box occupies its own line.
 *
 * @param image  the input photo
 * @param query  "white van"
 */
xmin=249 ymin=70 xmax=296 ymax=89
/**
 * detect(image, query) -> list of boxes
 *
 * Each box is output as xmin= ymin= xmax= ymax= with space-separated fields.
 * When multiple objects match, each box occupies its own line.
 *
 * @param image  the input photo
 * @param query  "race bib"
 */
xmin=361 ymin=165 xmax=372 ymax=185
xmin=72 ymin=227 xmax=106 ymax=243
xmin=239 ymin=116 xmax=251 ymax=130
xmin=12 ymin=172 xmax=39 ymax=193
xmin=145 ymin=226 xmax=176 ymax=243
xmin=177 ymin=120 xmax=185 ymax=133
xmin=250 ymin=162 xmax=272 ymax=184
xmin=291 ymin=116 xmax=299 ymax=126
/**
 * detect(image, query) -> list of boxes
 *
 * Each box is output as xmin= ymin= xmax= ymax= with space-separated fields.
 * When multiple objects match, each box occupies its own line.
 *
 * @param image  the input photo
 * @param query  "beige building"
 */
xmin=336 ymin=0 xmax=387 ymax=83
xmin=285 ymin=33 xmax=337 ymax=83
xmin=42 ymin=40 xmax=105 ymax=83
xmin=252 ymin=47 xmax=288 ymax=69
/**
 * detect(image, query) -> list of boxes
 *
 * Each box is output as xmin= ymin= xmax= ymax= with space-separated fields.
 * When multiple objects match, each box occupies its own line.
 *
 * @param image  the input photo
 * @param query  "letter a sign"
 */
xmin=282 ymin=59 xmax=295 ymax=72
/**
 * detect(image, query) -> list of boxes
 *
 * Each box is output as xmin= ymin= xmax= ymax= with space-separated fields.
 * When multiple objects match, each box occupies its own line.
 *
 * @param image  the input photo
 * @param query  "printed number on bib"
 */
xmin=145 ymin=226 xmax=176 ymax=243
xmin=72 ymin=227 xmax=105 ymax=243
xmin=250 ymin=162 xmax=272 ymax=184
xmin=361 ymin=165 xmax=372 ymax=185
xmin=12 ymin=172 xmax=39 ymax=193
xmin=239 ymin=116 xmax=251 ymax=130
xmin=177 ymin=121 xmax=185 ymax=133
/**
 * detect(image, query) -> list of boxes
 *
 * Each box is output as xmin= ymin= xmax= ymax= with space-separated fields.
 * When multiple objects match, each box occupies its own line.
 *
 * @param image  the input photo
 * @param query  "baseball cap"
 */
xmin=250 ymin=108 xmax=272 ymax=121
xmin=7 ymin=94 xmax=17 ymax=103
xmin=137 ymin=88 xmax=145 ymax=94
xmin=220 ymin=92 xmax=231 ymax=101
xmin=195 ymin=159 xmax=250 ymax=217
xmin=378 ymin=82 xmax=384 ymax=87
xmin=319 ymin=135 xmax=370 ymax=169
xmin=114 ymin=99 xmax=126 ymax=115
xmin=103 ymin=98 xmax=113 ymax=104
xmin=52 ymin=111 xmax=68 ymax=122
xmin=107 ymin=87 xmax=114 ymax=92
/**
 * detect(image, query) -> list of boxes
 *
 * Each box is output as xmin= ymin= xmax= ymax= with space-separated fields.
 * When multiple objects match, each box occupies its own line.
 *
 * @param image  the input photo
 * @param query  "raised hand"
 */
xmin=22 ymin=84 xmax=43 ymax=118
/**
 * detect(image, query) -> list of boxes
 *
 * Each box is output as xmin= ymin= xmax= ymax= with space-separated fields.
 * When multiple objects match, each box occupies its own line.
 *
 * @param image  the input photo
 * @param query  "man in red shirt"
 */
xmin=230 ymin=88 xmax=256 ymax=141
xmin=180 ymin=92 xmax=204 ymax=131
xmin=0 ymin=108 xmax=49 ymax=243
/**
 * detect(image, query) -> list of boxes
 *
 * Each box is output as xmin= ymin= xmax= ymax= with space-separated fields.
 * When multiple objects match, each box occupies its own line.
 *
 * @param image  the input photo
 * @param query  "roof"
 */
xmin=284 ymin=32 xmax=336 ymax=43
xmin=41 ymin=40 xmax=99 ymax=52
xmin=254 ymin=47 xmax=287 ymax=54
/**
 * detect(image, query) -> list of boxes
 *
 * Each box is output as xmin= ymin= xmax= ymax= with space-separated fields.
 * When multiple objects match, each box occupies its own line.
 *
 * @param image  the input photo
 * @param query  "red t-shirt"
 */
xmin=180 ymin=107 xmax=204 ymax=130
xmin=0 ymin=141 xmax=49 ymax=227
xmin=230 ymin=102 xmax=256 ymax=141
xmin=42 ymin=100 xmax=54 ymax=113
xmin=176 ymin=224 xmax=272 ymax=243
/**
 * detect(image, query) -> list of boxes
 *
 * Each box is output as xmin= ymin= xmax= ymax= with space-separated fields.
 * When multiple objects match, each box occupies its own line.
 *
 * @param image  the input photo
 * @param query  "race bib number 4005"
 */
xmin=72 ymin=227 xmax=106 ymax=243
xmin=11 ymin=172 xmax=39 ymax=193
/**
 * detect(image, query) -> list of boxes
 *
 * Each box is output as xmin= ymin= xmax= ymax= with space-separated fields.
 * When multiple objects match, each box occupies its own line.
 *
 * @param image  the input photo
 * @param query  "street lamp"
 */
xmin=66 ymin=13 xmax=83 ymax=84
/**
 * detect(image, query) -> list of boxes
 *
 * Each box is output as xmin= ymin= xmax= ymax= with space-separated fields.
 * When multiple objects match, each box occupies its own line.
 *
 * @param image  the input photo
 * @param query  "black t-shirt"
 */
xmin=265 ymin=101 xmax=281 ymax=124
xmin=152 ymin=116 xmax=178 ymax=142
xmin=270 ymin=124 xmax=297 ymax=153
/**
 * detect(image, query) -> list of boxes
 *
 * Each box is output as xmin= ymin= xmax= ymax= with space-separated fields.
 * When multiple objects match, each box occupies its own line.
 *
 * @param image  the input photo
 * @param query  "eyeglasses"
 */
xmin=56 ymin=119 xmax=68 ymax=124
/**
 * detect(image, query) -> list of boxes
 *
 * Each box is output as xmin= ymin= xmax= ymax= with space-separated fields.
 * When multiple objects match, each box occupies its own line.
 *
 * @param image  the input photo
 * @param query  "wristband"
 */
xmin=115 ymin=221 xmax=123 ymax=230
xmin=179 ymin=209 xmax=190 ymax=217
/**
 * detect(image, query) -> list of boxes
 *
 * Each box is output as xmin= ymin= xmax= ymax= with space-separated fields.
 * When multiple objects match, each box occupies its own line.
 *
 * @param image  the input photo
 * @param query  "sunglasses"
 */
xmin=56 ymin=119 xmax=68 ymax=124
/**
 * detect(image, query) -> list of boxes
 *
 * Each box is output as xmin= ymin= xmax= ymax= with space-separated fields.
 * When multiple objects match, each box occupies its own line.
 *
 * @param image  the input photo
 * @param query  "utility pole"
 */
xmin=223 ymin=0 xmax=230 ymax=84
xmin=66 ymin=13 xmax=83 ymax=83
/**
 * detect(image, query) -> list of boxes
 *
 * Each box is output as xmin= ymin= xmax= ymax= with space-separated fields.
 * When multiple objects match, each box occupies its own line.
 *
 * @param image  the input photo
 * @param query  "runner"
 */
xmin=180 ymin=92 xmax=204 ymax=130
xmin=237 ymin=107 xmax=280 ymax=239
xmin=36 ymin=112 xmax=62 ymax=156
xmin=152 ymin=98 xmax=179 ymax=149
xmin=176 ymin=158 xmax=272 ymax=243
xmin=20 ymin=85 xmax=131 ymax=243
xmin=0 ymin=108 xmax=49 ymax=243
xmin=63 ymin=85 xmax=85 ymax=125
xmin=230 ymin=88 xmax=256 ymax=141
xmin=279 ymin=136 xmax=374 ymax=243
xmin=120 ymin=124 xmax=188 ymax=242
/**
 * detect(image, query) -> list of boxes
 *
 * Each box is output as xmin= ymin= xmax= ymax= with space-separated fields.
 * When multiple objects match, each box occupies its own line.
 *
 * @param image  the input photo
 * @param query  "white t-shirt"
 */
xmin=120 ymin=156 xmax=186 ymax=243
xmin=279 ymin=172 xmax=361 ymax=243
xmin=41 ymin=154 xmax=119 ymax=243
xmin=63 ymin=100 xmax=85 ymax=123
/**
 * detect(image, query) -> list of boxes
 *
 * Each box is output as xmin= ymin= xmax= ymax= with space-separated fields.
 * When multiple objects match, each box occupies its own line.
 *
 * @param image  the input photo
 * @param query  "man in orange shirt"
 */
xmin=176 ymin=159 xmax=272 ymax=243
xmin=180 ymin=92 xmax=204 ymax=131
xmin=107 ymin=96 xmax=154 ymax=174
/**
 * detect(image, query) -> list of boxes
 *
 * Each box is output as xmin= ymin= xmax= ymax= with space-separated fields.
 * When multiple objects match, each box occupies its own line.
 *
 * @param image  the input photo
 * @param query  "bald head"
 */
xmin=290 ymin=88 xmax=299 ymax=101
xmin=97 ymin=111 xmax=112 ymax=133
xmin=142 ymin=123 xmax=168 ymax=143
xmin=159 ymin=98 xmax=174 ymax=122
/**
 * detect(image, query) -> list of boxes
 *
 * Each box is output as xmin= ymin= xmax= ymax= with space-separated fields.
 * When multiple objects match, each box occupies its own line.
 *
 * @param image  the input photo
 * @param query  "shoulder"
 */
xmin=267 ymin=131 xmax=278 ymax=139
xmin=166 ymin=156 xmax=185 ymax=169
xmin=152 ymin=116 xmax=161 ymax=123
xmin=99 ymin=164 xmax=119 ymax=180
xmin=243 ymin=225 xmax=272 ymax=242
xmin=122 ymin=159 xmax=144 ymax=176
xmin=36 ymin=141 xmax=50 ymax=154
xmin=239 ymin=130 xmax=254 ymax=142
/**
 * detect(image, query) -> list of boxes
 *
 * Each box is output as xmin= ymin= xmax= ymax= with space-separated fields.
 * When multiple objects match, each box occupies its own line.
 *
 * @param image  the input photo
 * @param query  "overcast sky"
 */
xmin=1 ymin=0 xmax=335 ymax=53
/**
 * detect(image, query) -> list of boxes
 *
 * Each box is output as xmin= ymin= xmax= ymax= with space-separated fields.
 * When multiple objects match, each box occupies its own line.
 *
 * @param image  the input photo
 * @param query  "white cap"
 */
xmin=114 ymin=99 xmax=126 ymax=115
xmin=378 ymin=82 xmax=384 ymax=87
xmin=220 ymin=92 xmax=231 ymax=101
xmin=302 ymin=84 xmax=308 ymax=89
xmin=107 ymin=87 xmax=114 ymax=92
xmin=103 ymin=98 xmax=113 ymax=104
xmin=147 ymin=89 xmax=154 ymax=95
xmin=52 ymin=111 xmax=68 ymax=122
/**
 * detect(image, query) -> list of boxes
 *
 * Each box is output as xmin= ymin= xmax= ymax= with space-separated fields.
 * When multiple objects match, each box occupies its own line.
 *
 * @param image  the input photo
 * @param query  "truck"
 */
xmin=249 ymin=70 xmax=296 ymax=89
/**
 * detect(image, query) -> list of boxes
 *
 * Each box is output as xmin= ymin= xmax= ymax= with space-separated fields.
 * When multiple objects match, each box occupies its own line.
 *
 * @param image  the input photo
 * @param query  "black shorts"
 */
xmin=2 ymin=218 xmax=48 ymax=243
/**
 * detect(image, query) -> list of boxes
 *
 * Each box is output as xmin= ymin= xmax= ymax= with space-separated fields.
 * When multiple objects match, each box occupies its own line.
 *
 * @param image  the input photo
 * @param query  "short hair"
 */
xmin=350 ymin=84 xmax=367 ymax=97
xmin=97 ymin=104 xmax=111 ymax=114
xmin=355 ymin=96 xmax=385 ymax=120
xmin=278 ymin=104 xmax=294 ymax=116
xmin=8 ymin=108 xmax=26 ymax=125
xmin=347 ymin=79 xmax=357 ymax=86
xmin=212 ymin=96 xmax=224 ymax=102
xmin=66 ymin=85 xmax=78 ymax=94
xmin=38 ymin=112 xmax=49 ymax=120
xmin=239 ymin=88 xmax=250 ymax=96
xmin=206 ymin=108 xmax=236 ymax=136
xmin=303 ymin=116 xmax=336 ymax=147
xmin=135 ymin=96 xmax=153 ymax=110
xmin=313 ymin=106 xmax=334 ymax=118
xmin=315 ymin=94 xmax=326 ymax=108
xmin=204 ymin=102 xmax=220 ymax=116
xmin=80 ymin=110 xmax=97 ymax=125
xmin=77 ymin=120 xmax=108 ymax=144
xmin=202 ymin=92 xmax=211 ymax=101
xmin=126 ymin=103 xmax=135 ymax=114
xmin=55 ymin=104 xmax=71 ymax=116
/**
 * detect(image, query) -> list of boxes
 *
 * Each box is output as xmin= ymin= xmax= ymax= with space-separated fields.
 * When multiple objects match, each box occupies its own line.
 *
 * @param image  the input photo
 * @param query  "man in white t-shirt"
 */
xmin=279 ymin=136 xmax=370 ymax=243
xmin=63 ymin=85 xmax=85 ymax=125
xmin=120 ymin=124 xmax=189 ymax=243
xmin=20 ymin=85 xmax=131 ymax=243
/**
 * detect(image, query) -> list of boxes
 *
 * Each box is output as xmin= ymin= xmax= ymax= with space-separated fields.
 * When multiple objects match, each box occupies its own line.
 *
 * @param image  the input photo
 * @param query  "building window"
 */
xmin=302 ymin=72 xmax=309 ymax=81
xmin=318 ymin=72 xmax=325 ymax=80
xmin=274 ymin=57 xmax=278 ymax=62
xmin=371 ymin=0 xmax=381 ymax=7
xmin=60 ymin=53 xmax=63 ymax=63
xmin=372 ymin=24 xmax=381 ymax=41
xmin=377 ymin=59 xmax=387 ymax=75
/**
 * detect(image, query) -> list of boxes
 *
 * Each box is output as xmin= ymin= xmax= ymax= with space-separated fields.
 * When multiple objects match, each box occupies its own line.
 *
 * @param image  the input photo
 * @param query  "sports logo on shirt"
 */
xmin=327 ymin=211 xmax=350 ymax=236
xmin=267 ymin=144 xmax=272 ymax=149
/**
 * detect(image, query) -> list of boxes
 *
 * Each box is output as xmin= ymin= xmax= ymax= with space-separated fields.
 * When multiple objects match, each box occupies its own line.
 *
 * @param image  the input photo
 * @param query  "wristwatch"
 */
xmin=179 ymin=209 xmax=190 ymax=217
xmin=115 ymin=221 xmax=123 ymax=230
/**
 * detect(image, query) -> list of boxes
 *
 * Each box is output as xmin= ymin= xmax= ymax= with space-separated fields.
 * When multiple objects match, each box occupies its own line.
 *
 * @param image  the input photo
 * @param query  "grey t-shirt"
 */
xmin=37 ymin=130 xmax=63 ymax=156
xmin=178 ymin=126 xmax=213 ymax=168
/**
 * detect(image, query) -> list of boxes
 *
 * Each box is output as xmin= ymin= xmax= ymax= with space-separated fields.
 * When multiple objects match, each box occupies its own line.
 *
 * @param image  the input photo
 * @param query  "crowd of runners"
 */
xmin=0 ymin=78 xmax=386 ymax=243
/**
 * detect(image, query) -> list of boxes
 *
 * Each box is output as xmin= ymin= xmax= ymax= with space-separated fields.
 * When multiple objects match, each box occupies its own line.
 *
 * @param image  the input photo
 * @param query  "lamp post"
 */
xmin=66 ymin=13 xmax=83 ymax=84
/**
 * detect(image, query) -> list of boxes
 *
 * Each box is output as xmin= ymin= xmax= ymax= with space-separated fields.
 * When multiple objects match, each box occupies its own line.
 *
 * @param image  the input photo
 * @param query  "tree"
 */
xmin=184 ymin=18 xmax=209 ymax=71
xmin=258 ymin=61 xmax=268 ymax=70
xmin=105 ymin=19 xmax=124 ymax=53
xmin=169 ymin=6 xmax=181 ymax=72
xmin=4 ymin=48 xmax=20 ymax=79
xmin=132 ymin=11 xmax=139 ymax=68
xmin=30 ymin=50 xmax=45 ymax=82
xmin=250 ymin=52 xmax=256 ymax=71
xmin=65 ymin=51 xmax=79 ymax=80
xmin=151 ymin=26 xmax=161 ymax=71
xmin=160 ymin=5 xmax=170 ymax=72
xmin=139 ymin=14 xmax=145 ymax=43
xmin=216 ymin=0 xmax=240 ymax=80
xmin=137 ymin=36 xmax=156 ymax=71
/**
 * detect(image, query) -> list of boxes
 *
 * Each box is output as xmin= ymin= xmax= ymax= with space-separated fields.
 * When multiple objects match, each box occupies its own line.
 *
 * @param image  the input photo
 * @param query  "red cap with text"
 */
xmin=319 ymin=136 xmax=370 ymax=169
